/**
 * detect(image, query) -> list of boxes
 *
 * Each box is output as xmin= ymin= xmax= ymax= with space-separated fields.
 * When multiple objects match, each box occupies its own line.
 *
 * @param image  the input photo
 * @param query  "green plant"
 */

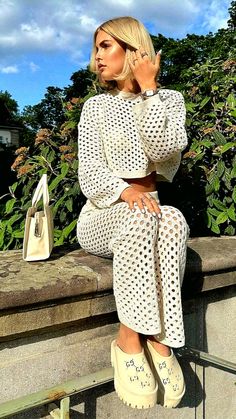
xmin=1 ymin=54 xmax=235 ymax=250
xmin=177 ymin=57 xmax=236 ymax=236
xmin=0 ymin=95 xmax=92 ymax=251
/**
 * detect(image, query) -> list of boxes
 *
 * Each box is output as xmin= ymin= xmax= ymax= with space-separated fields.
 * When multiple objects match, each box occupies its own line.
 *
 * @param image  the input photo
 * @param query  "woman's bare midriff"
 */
xmin=122 ymin=171 xmax=157 ymax=192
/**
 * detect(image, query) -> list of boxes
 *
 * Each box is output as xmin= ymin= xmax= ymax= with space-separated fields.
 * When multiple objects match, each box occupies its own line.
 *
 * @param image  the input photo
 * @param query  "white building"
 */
xmin=0 ymin=127 xmax=19 ymax=147
xmin=0 ymin=99 xmax=20 ymax=148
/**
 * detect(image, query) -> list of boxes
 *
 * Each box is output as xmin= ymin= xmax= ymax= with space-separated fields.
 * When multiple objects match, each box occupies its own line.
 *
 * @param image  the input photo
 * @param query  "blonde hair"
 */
xmin=90 ymin=16 xmax=156 ymax=89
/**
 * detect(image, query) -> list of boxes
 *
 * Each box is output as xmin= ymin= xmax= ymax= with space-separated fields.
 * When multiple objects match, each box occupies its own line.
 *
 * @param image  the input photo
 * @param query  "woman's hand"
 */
xmin=128 ymin=47 xmax=161 ymax=91
xmin=120 ymin=186 xmax=162 ymax=219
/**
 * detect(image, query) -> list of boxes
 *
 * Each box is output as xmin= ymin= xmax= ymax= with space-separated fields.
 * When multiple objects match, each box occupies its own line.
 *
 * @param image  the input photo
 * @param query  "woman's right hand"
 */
xmin=120 ymin=186 xmax=162 ymax=219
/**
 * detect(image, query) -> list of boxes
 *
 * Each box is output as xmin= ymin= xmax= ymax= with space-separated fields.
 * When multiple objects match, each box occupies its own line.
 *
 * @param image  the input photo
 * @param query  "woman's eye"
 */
xmin=96 ymin=43 xmax=110 ymax=52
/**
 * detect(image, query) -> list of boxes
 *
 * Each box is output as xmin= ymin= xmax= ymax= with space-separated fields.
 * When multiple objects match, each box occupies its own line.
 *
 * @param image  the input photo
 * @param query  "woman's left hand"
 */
xmin=128 ymin=46 xmax=161 ymax=91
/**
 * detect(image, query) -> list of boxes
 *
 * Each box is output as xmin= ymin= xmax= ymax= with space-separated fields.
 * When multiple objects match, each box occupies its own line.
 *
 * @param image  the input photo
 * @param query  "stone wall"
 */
xmin=0 ymin=237 xmax=235 ymax=418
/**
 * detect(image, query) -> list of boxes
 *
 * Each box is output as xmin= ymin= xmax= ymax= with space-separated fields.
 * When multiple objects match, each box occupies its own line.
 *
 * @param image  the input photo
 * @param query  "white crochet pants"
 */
xmin=77 ymin=191 xmax=189 ymax=348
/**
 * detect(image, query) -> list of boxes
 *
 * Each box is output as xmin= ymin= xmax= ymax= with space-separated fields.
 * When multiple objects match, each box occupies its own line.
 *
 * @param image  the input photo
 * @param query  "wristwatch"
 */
xmin=141 ymin=89 xmax=158 ymax=100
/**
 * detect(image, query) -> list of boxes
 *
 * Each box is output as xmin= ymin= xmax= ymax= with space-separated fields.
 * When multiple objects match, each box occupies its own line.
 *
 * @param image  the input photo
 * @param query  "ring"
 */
xmin=143 ymin=194 xmax=153 ymax=200
xmin=141 ymin=52 xmax=148 ymax=58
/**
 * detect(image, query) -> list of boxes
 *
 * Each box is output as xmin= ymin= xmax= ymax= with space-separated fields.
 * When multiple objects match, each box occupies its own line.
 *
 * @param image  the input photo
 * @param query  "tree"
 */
xmin=151 ymin=1 xmax=236 ymax=89
xmin=0 ymin=91 xmax=19 ymax=116
xmin=1 ymin=1 xmax=236 ymax=249
xmin=228 ymin=0 xmax=236 ymax=30
xmin=22 ymin=86 xmax=66 ymax=131
xmin=64 ymin=67 xmax=96 ymax=100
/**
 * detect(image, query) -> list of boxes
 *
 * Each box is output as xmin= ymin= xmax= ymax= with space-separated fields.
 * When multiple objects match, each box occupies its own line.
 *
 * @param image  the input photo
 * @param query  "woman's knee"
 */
xmin=128 ymin=204 xmax=159 ymax=231
xmin=160 ymin=205 xmax=189 ymax=236
xmin=116 ymin=201 xmax=158 ymax=228
xmin=108 ymin=204 xmax=158 ymax=252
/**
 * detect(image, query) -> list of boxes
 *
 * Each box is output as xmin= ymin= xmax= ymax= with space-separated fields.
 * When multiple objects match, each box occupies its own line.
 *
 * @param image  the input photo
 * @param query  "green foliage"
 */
xmin=227 ymin=0 xmax=236 ymax=30
xmin=0 ymin=94 xmax=92 ymax=251
xmin=22 ymin=86 xmax=66 ymax=132
xmin=0 ymin=90 xmax=19 ymax=115
xmin=152 ymin=32 xmax=216 ymax=88
xmin=64 ymin=67 xmax=96 ymax=100
xmin=1 ymin=2 xmax=236 ymax=249
xmin=176 ymin=56 xmax=236 ymax=236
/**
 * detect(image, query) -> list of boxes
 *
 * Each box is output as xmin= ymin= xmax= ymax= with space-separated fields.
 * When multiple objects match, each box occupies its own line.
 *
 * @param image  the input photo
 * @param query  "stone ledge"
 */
xmin=0 ymin=236 xmax=235 ymax=310
xmin=0 ymin=294 xmax=117 ymax=338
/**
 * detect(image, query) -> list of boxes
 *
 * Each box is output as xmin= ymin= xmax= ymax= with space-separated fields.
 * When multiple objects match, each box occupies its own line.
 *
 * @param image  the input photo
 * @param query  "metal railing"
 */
xmin=0 ymin=346 xmax=235 ymax=419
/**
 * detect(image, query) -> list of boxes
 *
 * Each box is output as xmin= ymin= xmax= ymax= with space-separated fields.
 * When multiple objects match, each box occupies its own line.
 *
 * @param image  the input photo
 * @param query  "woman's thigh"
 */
xmin=77 ymin=201 xmax=137 ymax=258
xmin=77 ymin=200 xmax=189 ymax=260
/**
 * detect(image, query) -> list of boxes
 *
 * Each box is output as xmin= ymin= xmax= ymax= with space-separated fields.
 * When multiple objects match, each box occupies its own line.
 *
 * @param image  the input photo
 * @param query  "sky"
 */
xmin=0 ymin=0 xmax=232 ymax=112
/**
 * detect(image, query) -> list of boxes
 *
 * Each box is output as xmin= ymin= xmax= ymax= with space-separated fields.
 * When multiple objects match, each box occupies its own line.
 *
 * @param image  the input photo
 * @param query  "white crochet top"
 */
xmin=78 ymin=88 xmax=187 ymax=209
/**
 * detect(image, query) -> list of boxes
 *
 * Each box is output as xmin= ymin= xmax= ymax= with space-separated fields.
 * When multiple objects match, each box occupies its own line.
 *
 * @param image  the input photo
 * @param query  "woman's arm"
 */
xmin=78 ymin=96 xmax=131 ymax=208
xmin=132 ymin=90 xmax=188 ymax=162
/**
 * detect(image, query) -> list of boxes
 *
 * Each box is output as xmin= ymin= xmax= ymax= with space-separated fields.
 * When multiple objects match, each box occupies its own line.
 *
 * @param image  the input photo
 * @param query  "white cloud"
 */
xmin=104 ymin=0 xmax=134 ymax=7
xmin=1 ymin=65 xmax=19 ymax=74
xmin=29 ymin=62 xmax=40 ymax=73
xmin=0 ymin=0 xmax=232 ymax=69
xmin=200 ymin=0 xmax=230 ymax=32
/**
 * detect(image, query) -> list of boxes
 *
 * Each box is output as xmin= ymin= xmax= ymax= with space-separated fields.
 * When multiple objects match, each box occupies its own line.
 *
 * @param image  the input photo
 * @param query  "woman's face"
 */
xmin=95 ymin=29 xmax=126 ymax=81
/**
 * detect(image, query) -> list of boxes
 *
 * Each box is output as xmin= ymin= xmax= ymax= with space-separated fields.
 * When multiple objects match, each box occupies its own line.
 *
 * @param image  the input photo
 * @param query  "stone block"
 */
xmin=0 ymin=294 xmax=116 ymax=338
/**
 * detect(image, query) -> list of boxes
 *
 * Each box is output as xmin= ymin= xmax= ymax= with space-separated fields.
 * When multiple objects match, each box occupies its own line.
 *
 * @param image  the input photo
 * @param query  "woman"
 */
xmin=77 ymin=16 xmax=189 ymax=410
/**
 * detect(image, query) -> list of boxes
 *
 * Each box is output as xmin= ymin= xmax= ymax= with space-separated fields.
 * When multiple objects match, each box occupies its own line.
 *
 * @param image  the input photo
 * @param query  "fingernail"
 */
xmin=141 ymin=209 xmax=146 ymax=214
xmin=131 ymin=208 xmax=136 ymax=212
xmin=158 ymin=213 xmax=162 ymax=219
xmin=158 ymin=49 xmax=162 ymax=55
xmin=152 ymin=212 xmax=157 ymax=217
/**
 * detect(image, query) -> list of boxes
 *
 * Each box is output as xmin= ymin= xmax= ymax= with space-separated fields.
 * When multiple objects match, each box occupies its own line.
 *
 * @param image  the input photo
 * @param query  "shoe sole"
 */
xmin=157 ymin=384 xmax=186 ymax=408
xmin=111 ymin=342 xmax=158 ymax=409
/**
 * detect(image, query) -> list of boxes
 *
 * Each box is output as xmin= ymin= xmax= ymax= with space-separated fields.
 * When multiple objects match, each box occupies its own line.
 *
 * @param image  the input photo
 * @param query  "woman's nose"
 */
xmin=95 ymin=49 xmax=101 ymax=60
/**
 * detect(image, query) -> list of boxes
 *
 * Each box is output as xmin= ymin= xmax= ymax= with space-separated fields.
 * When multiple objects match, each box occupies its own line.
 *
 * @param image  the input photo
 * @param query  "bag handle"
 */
xmin=32 ymin=174 xmax=49 ymax=206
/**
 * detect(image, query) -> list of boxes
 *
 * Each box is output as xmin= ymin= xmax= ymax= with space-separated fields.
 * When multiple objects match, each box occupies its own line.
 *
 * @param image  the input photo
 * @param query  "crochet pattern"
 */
xmin=78 ymin=89 xmax=187 ymax=209
xmin=77 ymin=89 xmax=189 ymax=347
xmin=77 ymin=191 xmax=189 ymax=347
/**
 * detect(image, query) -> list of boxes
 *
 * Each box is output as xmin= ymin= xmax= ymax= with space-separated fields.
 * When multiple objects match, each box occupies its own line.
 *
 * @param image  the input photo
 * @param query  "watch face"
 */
xmin=141 ymin=89 xmax=157 ymax=99
xmin=146 ymin=90 xmax=155 ymax=96
xmin=142 ymin=89 xmax=156 ymax=97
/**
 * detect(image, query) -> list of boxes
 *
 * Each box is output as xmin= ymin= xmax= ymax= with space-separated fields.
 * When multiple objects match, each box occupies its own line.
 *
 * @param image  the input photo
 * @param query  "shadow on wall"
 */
xmin=182 ymin=246 xmax=208 ymax=352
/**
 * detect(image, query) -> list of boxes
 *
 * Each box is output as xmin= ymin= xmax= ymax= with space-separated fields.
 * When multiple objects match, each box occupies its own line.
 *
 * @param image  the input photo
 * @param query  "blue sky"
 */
xmin=0 ymin=0 xmax=232 ymax=112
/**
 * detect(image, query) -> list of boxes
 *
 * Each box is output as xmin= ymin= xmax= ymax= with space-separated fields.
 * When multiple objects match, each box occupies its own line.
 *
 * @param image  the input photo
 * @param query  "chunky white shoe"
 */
xmin=145 ymin=340 xmax=185 ymax=408
xmin=111 ymin=340 xmax=158 ymax=409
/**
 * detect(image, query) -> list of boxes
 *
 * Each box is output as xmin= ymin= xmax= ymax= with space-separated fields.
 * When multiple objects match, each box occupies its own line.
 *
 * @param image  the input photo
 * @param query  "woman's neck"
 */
xmin=116 ymin=79 xmax=140 ymax=94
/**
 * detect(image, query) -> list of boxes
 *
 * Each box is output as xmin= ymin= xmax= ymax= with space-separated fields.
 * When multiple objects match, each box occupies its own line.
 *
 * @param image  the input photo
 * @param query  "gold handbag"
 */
xmin=23 ymin=174 xmax=54 ymax=261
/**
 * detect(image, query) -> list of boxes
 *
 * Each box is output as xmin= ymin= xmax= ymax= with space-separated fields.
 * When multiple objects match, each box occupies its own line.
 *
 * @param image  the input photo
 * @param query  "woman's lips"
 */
xmin=98 ymin=65 xmax=106 ymax=71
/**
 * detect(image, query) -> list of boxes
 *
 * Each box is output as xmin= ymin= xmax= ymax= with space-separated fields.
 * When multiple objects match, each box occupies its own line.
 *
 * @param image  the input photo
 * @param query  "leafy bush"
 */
xmin=0 ymin=96 xmax=90 ymax=251
xmin=0 ymin=56 xmax=235 ymax=250
xmin=174 ymin=57 xmax=236 ymax=236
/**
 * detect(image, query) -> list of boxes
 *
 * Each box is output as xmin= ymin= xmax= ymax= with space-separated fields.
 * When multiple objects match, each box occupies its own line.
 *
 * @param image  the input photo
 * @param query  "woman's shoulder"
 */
xmin=80 ymin=93 xmax=107 ymax=117
xmin=82 ymin=93 xmax=106 ymax=106
xmin=158 ymin=88 xmax=184 ymax=101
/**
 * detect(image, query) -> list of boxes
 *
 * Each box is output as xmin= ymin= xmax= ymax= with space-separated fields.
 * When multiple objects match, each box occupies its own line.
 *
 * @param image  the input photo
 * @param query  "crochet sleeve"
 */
xmin=78 ymin=97 xmax=131 ymax=208
xmin=132 ymin=90 xmax=187 ymax=162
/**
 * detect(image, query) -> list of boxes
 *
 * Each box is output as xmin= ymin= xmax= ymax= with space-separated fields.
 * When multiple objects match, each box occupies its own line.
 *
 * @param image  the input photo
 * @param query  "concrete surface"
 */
xmin=0 ymin=236 xmax=236 ymax=418
xmin=0 ymin=236 xmax=235 ymax=310
xmin=0 ymin=286 xmax=235 ymax=419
